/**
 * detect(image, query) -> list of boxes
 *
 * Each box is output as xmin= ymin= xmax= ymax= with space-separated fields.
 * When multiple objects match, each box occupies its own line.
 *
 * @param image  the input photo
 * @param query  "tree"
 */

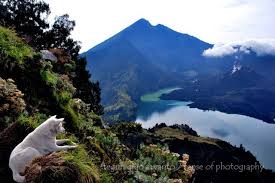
xmin=0 ymin=2 xmax=7 ymax=25
xmin=73 ymin=57 xmax=104 ymax=115
xmin=0 ymin=0 xmax=50 ymax=47
xmin=0 ymin=0 xmax=104 ymax=116
xmin=42 ymin=14 xmax=81 ymax=60
xmin=0 ymin=1 xmax=80 ymax=58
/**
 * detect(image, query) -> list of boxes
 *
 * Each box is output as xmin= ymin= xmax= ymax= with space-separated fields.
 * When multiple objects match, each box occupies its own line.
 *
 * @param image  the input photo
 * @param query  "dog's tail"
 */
xmin=13 ymin=172 xmax=25 ymax=183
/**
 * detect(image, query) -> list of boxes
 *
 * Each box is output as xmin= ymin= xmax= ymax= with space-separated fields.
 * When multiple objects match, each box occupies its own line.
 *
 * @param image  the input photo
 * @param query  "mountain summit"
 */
xmin=82 ymin=18 xmax=222 ymax=121
xmin=81 ymin=18 xmax=275 ymax=122
xmin=86 ymin=18 xmax=216 ymax=70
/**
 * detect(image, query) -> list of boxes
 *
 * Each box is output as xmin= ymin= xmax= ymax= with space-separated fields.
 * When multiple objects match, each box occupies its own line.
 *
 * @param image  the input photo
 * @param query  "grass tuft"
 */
xmin=62 ymin=145 xmax=101 ymax=183
xmin=0 ymin=26 xmax=34 ymax=61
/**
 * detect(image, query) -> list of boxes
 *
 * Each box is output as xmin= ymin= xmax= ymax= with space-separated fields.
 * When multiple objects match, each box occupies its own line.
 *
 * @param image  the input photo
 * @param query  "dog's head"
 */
xmin=48 ymin=115 xmax=65 ymax=135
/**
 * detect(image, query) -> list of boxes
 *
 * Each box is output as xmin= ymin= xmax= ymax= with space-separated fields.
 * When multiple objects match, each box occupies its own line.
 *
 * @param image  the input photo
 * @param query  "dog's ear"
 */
xmin=55 ymin=118 xmax=64 ymax=124
xmin=50 ymin=115 xmax=57 ymax=119
xmin=57 ymin=118 xmax=64 ymax=122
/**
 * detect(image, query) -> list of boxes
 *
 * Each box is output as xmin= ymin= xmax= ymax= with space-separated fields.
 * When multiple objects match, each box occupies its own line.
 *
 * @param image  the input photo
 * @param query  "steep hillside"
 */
xmin=84 ymin=39 xmax=179 ymax=122
xmin=0 ymin=26 xmax=196 ymax=183
xmin=239 ymin=52 xmax=275 ymax=80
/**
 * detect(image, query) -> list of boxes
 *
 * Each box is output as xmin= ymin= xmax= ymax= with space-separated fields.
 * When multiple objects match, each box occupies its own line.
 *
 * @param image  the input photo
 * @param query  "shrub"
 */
xmin=123 ymin=144 xmax=195 ymax=183
xmin=0 ymin=26 xmax=33 ymax=61
xmin=17 ymin=113 xmax=48 ymax=129
xmin=0 ymin=77 xmax=26 ymax=128
xmin=60 ymin=101 xmax=79 ymax=131
xmin=111 ymin=122 xmax=143 ymax=135
xmin=40 ymin=69 xmax=58 ymax=86
xmin=62 ymin=146 xmax=101 ymax=183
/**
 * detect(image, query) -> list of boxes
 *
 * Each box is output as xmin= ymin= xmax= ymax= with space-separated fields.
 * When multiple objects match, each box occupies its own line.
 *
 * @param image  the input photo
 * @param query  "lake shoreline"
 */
xmin=161 ymin=88 xmax=275 ymax=124
xmin=136 ymin=87 xmax=275 ymax=170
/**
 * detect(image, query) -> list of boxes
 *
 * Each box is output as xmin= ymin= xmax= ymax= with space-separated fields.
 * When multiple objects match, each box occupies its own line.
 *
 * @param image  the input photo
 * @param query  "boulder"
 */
xmin=40 ymin=50 xmax=58 ymax=62
xmin=24 ymin=152 xmax=80 ymax=183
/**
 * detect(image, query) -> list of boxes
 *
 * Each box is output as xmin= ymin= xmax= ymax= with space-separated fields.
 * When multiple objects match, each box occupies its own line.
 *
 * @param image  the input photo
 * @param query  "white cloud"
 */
xmin=203 ymin=43 xmax=238 ymax=57
xmin=239 ymin=40 xmax=275 ymax=56
xmin=203 ymin=39 xmax=275 ymax=57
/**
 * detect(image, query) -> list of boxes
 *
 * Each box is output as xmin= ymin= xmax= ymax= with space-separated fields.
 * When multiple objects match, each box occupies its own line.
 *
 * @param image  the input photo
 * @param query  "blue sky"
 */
xmin=45 ymin=0 xmax=275 ymax=52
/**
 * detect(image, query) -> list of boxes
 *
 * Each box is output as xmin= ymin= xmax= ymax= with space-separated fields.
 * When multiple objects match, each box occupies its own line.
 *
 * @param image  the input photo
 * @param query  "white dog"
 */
xmin=9 ymin=115 xmax=77 ymax=183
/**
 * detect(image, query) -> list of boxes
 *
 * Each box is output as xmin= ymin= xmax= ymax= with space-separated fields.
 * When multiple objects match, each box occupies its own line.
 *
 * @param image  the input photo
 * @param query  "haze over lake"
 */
xmin=136 ymin=88 xmax=275 ymax=170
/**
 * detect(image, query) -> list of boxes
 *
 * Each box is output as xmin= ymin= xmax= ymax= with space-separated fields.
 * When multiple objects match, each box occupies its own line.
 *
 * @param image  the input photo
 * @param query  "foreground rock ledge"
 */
xmin=24 ymin=152 xmax=92 ymax=183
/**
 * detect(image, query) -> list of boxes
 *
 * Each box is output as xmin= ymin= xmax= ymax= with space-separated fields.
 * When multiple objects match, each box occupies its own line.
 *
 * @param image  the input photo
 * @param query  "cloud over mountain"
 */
xmin=202 ymin=43 xmax=238 ymax=57
xmin=203 ymin=39 xmax=275 ymax=57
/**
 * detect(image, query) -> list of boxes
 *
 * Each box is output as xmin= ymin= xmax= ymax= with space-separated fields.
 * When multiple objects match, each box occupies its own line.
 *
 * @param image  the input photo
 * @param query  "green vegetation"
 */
xmin=0 ymin=0 xmax=80 ymax=58
xmin=128 ymin=144 xmax=192 ymax=183
xmin=104 ymin=90 xmax=137 ymax=123
xmin=154 ymin=127 xmax=219 ymax=146
xmin=0 ymin=5 xmax=111 ymax=180
xmin=63 ymin=146 xmax=101 ymax=182
xmin=40 ymin=70 xmax=59 ymax=86
xmin=17 ymin=113 xmax=48 ymax=129
xmin=0 ymin=26 xmax=33 ymax=61
xmin=73 ymin=57 xmax=104 ymax=115
xmin=0 ymin=77 xmax=26 ymax=128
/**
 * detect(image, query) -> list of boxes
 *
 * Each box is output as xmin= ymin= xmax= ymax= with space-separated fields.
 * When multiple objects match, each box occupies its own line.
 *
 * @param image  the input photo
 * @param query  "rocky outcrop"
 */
xmin=40 ymin=50 xmax=57 ymax=62
xmin=24 ymin=153 xmax=80 ymax=183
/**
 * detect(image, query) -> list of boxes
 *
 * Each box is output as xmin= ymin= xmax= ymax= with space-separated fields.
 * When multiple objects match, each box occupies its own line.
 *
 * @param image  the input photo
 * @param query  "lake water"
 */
xmin=136 ymin=88 xmax=275 ymax=170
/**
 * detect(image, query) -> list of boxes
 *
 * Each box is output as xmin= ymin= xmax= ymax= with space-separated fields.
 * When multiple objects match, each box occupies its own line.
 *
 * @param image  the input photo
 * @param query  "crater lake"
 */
xmin=136 ymin=88 xmax=275 ymax=170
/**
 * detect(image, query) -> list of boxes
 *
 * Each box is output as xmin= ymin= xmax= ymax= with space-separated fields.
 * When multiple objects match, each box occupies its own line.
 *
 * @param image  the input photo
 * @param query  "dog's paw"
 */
xmin=71 ymin=142 xmax=77 ymax=146
xmin=70 ymin=144 xmax=78 ymax=149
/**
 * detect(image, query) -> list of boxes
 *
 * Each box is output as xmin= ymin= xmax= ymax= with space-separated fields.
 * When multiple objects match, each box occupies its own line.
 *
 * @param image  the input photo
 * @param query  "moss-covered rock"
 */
xmin=24 ymin=152 xmax=79 ymax=183
xmin=24 ymin=150 xmax=100 ymax=183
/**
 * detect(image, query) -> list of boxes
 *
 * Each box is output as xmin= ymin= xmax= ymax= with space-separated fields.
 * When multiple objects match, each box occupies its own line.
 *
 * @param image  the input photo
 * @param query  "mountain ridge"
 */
xmin=83 ymin=18 xmax=211 ymax=54
xmin=82 ymin=18 xmax=275 ymax=123
xmin=82 ymin=18 xmax=225 ymax=122
xmin=161 ymin=65 xmax=275 ymax=123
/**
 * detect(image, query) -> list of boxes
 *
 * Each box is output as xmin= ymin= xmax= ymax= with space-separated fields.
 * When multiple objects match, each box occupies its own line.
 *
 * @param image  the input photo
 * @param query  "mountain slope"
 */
xmin=84 ymin=18 xmax=231 ymax=77
xmin=84 ymin=39 xmax=180 ymax=121
xmin=161 ymin=65 xmax=275 ymax=123
xmin=83 ymin=18 xmax=275 ymax=122
xmin=82 ymin=19 xmax=231 ymax=121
